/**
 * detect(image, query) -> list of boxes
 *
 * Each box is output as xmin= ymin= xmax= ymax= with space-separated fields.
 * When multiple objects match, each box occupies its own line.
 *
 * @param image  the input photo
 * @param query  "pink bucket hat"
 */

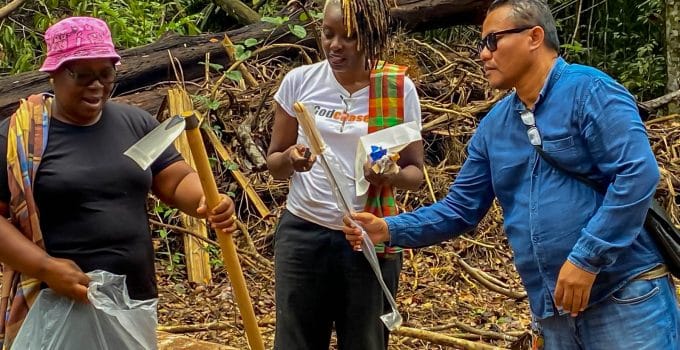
xmin=39 ymin=17 xmax=121 ymax=72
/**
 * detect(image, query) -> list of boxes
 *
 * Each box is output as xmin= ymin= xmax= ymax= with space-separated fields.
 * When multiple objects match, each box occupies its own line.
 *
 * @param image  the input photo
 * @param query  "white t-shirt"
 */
xmin=274 ymin=60 xmax=422 ymax=230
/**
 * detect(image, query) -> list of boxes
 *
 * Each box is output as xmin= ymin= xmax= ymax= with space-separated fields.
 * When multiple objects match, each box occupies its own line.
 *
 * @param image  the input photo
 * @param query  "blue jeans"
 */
xmin=536 ymin=275 xmax=680 ymax=349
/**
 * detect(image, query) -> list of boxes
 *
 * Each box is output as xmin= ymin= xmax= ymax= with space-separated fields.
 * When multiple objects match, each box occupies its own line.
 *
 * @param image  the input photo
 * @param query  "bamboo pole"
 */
xmin=180 ymin=107 xmax=264 ymax=350
xmin=203 ymin=127 xmax=271 ymax=219
xmin=168 ymin=89 xmax=212 ymax=284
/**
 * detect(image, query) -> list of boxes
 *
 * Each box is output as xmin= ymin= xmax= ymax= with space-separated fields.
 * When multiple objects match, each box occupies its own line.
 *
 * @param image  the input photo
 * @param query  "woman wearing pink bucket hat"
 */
xmin=0 ymin=16 xmax=237 ymax=348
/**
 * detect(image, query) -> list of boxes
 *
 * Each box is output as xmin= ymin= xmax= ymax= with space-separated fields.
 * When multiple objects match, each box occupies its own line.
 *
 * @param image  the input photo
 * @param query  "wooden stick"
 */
xmin=150 ymin=219 xmax=218 ymax=246
xmin=0 ymin=0 xmax=25 ymax=20
xmin=204 ymin=127 xmax=271 ymax=219
xmin=149 ymin=218 xmax=273 ymax=273
xmin=646 ymin=114 xmax=679 ymax=125
xmin=293 ymin=102 xmax=325 ymax=155
xmin=392 ymin=327 xmax=508 ymax=350
xmin=158 ymin=322 xmax=508 ymax=350
xmin=423 ymin=166 xmax=437 ymax=202
xmin=222 ymin=33 xmax=260 ymax=88
xmin=640 ymin=90 xmax=680 ymax=110
xmin=425 ymin=321 xmax=518 ymax=342
xmin=455 ymin=255 xmax=527 ymax=300
xmin=179 ymin=103 xmax=265 ymax=350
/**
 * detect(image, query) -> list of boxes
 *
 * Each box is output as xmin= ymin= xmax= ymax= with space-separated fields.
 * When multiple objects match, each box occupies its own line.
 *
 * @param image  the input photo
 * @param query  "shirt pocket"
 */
xmin=542 ymin=135 xmax=574 ymax=152
xmin=540 ymin=135 xmax=590 ymax=173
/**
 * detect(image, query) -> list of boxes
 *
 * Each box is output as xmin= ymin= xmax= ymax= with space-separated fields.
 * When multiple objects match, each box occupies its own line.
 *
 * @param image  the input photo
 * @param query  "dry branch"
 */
xmin=0 ymin=0 xmax=25 ymax=20
xmin=641 ymin=89 xmax=680 ymax=111
xmin=158 ymin=321 xmax=507 ymax=350
xmin=455 ymin=254 xmax=528 ymax=299
xmin=204 ymin=127 xmax=272 ymax=218
xmin=393 ymin=326 xmax=508 ymax=350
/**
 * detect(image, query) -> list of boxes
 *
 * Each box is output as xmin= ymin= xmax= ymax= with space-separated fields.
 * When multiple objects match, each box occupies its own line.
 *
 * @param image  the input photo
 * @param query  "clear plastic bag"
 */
xmin=12 ymin=270 xmax=158 ymax=350
xmin=320 ymin=148 xmax=403 ymax=331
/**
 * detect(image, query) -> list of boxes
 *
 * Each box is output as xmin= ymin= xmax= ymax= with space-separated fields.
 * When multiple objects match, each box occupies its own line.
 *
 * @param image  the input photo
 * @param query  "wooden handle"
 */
xmin=293 ymin=102 xmax=325 ymax=155
xmin=184 ymin=126 xmax=265 ymax=350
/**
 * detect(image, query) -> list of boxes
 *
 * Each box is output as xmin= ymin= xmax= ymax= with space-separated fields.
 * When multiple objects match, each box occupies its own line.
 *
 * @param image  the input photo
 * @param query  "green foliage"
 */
xmin=205 ymin=244 xmax=224 ymax=269
xmin=244 ymin=38 xmax=260 ymax=47
xmin=154 ymin=201 xmax=178 ymax=219
xmin=223 ymin=160 xmax=240 ymax=171
xmin=260 ymin=15 xmax=307 ymax=39
xmin=234 ymin=44 xmax=252 ymax=61
xmin=288 ymin=24 xmax=307 ymax=39
xmin=0 ymin=0 xmax=205 ymax=74
xmin=421 ymin=1 xmax=667 ymax=100
xmin=193 ymin=94 xmax=221 ymax=111
xmin=261 ymin=15 xmax=289 ymax=26
xmin=551 ymin=0 xmax=666 ymax=100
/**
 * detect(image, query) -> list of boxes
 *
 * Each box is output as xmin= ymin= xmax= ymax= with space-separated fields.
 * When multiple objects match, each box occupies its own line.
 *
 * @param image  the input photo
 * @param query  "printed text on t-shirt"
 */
xmin=313 ymin=105 xmax=368 ymax=123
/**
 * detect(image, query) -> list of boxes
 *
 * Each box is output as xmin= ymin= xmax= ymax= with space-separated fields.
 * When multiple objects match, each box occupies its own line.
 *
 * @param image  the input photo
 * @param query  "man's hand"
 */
xmin=554 ymin=260 xmax=597 ymax=317
xmin=37 ymin=256 xmax=90 ymax=303
xmin=197 ymin=194 xmax=237 ymax=233
xmin=289 ymin=144 xmax=316 ymax=172
xmin=341 ymin=213 xmax=390 ymax=251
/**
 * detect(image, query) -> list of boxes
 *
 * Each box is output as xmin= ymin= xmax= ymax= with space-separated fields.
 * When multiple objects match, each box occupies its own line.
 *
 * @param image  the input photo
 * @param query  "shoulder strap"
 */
xmin=533 ymin=145 xmax=606 ymax=194
xmin=518 ymin=110 xmax=605 ymax=193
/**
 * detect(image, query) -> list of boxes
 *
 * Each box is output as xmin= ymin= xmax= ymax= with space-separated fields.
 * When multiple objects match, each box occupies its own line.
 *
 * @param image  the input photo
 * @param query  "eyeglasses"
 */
xmin=64 ymin=66 xmax=116 ymax=86
xmin=520 ymin=110 xmax=542 ymax=146
xmin=477 ymin=26 xmax=535 ymax=53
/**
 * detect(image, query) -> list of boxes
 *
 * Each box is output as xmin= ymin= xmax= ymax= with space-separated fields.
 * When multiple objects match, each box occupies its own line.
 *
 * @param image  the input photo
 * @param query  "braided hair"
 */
xmin=325 ymin=0 xmax=391 ymax=65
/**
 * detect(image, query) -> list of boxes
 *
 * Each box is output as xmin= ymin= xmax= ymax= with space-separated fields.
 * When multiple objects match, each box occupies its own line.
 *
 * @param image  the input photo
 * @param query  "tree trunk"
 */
xmin=0 ymin=0 xmax=494 ymax=118
xmin=213 ymin=0 xmax=261 ymax=25
xmin=0 ymin=20 xmax=302 ymax=118
xmin=0 ymin=0 xmax=26 ymax=20
xmin=391 ymin=0 xmax=491 ymax=30
xmin=667 ymin=0 xmax=680 ymax=113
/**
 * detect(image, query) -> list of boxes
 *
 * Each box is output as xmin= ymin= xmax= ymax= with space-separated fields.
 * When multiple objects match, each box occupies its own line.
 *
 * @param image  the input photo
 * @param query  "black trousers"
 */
xmin=273 ymin=211 xmax=402 ymax=350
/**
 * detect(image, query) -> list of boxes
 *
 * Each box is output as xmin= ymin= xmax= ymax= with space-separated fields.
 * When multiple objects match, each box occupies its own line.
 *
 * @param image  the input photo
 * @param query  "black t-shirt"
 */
xmin=0 ymin=101 xmax=182 ymax=300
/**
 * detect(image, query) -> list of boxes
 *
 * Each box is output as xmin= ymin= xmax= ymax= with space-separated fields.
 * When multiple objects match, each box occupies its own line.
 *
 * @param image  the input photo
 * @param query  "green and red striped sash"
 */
xmin=365 ymin=61 xmax=407 ymax=255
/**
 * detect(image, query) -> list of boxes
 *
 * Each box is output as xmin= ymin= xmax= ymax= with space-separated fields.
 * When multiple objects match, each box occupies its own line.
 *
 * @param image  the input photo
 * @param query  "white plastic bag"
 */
xmin=354 ymin=121 xmax=422 ymax=196
xmin=12 ymin=270 xmax=158 ymax=350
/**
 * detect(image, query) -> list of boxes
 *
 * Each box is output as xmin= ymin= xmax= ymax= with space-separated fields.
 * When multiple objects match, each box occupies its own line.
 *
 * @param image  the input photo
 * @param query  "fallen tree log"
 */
xmin=214 ymin=0 xmax=261 ymax=25
xmin=392 ymin=0 xmax=492 ymax=30
xmin=0 ymin=16 xmax=306 ymax=118
xmin=0 ymin=0 xmax=25 ymax=20
xmin=0 ymin=0 xmax=497 ymax=118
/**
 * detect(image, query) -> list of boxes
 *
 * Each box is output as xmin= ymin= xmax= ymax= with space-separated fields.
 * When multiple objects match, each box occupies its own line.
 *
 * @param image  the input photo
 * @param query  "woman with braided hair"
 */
xmin=267 ymin=0 xmax=423 ymax=348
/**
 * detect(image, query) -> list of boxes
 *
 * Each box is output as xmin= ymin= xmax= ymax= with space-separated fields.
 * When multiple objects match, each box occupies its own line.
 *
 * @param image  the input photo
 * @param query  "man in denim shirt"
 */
xmin=343 ymin=0 xmax=680 ymax=348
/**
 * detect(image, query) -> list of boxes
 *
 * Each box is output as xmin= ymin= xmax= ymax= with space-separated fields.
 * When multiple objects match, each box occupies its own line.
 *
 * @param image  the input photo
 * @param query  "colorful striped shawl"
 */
xmin=364 ymin=61 xmax=407 ymax=255
xmin=0 ymin=94 xmax=50 ymax=349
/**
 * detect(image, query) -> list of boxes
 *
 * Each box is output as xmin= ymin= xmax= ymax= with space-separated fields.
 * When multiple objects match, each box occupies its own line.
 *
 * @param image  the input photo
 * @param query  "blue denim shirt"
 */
xmin=386 ymin=58 xmax=664 ymax=319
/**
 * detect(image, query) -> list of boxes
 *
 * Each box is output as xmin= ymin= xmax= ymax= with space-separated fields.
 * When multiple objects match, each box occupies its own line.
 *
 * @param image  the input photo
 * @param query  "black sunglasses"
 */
xmin=477 ymin=26 xmax=535 ymax=53
xmin=64 ymin=66 xmax=117 ymax=86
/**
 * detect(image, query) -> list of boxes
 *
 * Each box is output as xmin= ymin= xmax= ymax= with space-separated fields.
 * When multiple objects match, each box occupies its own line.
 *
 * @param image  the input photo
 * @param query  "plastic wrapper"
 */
xmin=354 ymin=121 xmax=422 ymax=196
xmin=12 ymin=270 xmax=158 ymax=350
